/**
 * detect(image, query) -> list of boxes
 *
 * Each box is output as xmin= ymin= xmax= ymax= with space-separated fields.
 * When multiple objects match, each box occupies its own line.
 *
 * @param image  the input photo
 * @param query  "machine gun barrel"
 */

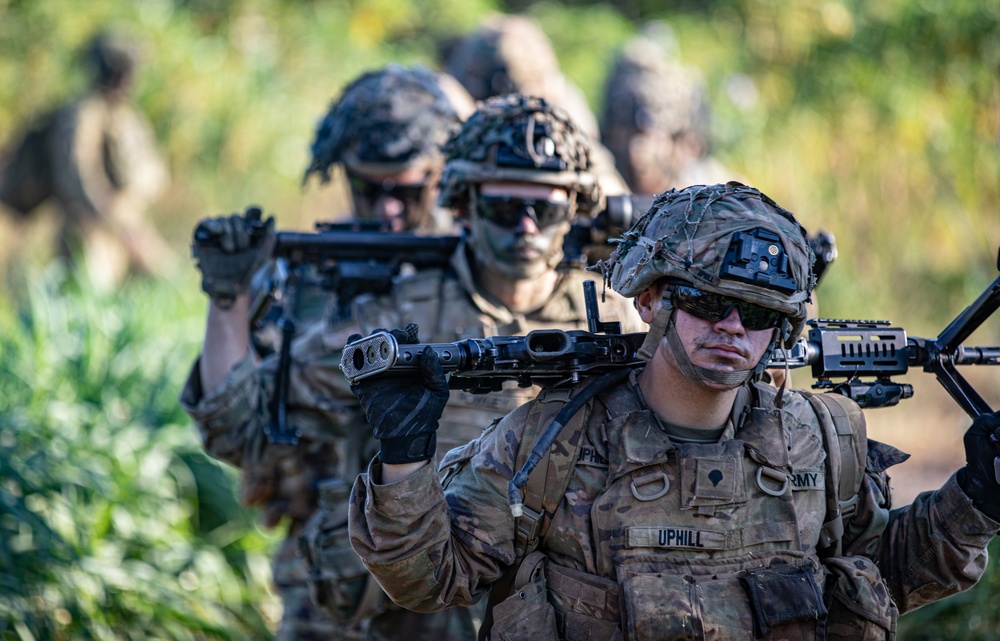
xmin=342 ymin=328 xmax=647 ymax=394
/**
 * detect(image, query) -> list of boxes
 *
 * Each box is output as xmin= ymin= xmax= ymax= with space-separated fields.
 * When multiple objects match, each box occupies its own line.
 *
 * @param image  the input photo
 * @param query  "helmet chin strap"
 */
xmin=665 ymin=319 xmax=755 ymax=387
xmin=640 ymin=291 xmax=784 ymax=390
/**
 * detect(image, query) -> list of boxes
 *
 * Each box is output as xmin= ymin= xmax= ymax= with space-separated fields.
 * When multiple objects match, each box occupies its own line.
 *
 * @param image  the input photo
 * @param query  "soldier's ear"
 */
xmin=635 ymin=285 xmax=660 ymax=324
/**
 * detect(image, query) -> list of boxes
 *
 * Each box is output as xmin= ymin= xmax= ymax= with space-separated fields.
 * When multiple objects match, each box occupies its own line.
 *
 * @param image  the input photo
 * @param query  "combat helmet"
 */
xmin=600 ymin=33 xmax=711 ymax=192
xmin=600 ymin=182 xmax=815 ymax=385
xmin=601 ymin=33 xmax=710 ymax=144
xmin=443 ymin=15 xmax=559 ymax=102
xmin=438 ymin=94 xmax=602 ymax=216
xmin=304 ymin=64 xmax=474 ymax=183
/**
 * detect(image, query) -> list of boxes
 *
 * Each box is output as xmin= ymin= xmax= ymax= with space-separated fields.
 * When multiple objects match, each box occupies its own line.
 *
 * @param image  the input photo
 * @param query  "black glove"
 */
xmin=958 ymin=411 xmax=1000 ymax=522
xmin=191 ymin=205 xmax=276 ymax=308
xmin=350 ymin=324 xmax=450 ymax=464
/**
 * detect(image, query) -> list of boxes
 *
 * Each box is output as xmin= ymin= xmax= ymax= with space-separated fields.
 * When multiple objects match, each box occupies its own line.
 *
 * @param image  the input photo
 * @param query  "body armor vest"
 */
xmin=487 ymin=377 xmax=898 ymax=641
xmin=587 ymin=384 xmax=826 ymax=640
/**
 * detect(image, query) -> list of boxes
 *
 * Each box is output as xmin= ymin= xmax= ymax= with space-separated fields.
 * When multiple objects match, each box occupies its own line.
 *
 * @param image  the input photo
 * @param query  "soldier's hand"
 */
xmin=349 ymin=324 xmax=449 ymax=464
xmin=192 ymin=205 xmax=276 ymax=308
xmin=958 ymin=411 xmax=1000 ymax=522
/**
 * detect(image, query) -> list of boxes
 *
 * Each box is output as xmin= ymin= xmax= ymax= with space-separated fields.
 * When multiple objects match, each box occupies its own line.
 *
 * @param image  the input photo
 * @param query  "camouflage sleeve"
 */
xmin=349 ymin=404 xmax=533 ymax=611
xmin=179 ymin=317 xmax=364 ymax=471
xmin=876 ymin=474 xmax=999 ymax=614
xmin=179 ymin=352 xmax=263 ymax=468
xmin=842 ymin=453 xmax=999 ymax=615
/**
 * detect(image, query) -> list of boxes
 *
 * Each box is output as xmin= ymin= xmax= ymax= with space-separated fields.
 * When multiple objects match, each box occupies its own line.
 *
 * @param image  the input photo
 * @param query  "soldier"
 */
xmin=442 ymin=15 xmax=629 ymax=197
xmin=304 ymin=64 xmax=474 ymax=233
xmin=347 ymin=181 xmax=999 ymax=640
xmin=600 ymin=30 xmax=732 ymax=195
xmin=181 ymin=65 xmax=474 ymax=641
xmin=0 ymin=30 xmax=172 ymax=290
xmin=602 ymin=30 xmax=826 ymax=388
xmin=184 ymin=94 xmax=644 ymax=640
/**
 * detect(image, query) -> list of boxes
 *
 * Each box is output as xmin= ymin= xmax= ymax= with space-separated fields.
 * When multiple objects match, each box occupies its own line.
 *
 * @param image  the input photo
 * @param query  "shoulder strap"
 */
xmin=482 ymin=381 xmax=639 ymax=640
xmin=513 ymin=388 xmax=586 ymax=559
xmin=480 ymin=388 xmax=586 ymax=641
xmin=515 ymin=381 xmax=642 ymax=557
xmin=803 ymin=391 xmax=867 ymax=558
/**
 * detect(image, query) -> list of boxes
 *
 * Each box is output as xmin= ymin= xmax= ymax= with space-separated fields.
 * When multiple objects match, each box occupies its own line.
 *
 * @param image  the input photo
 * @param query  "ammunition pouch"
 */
xmin=822 ymin=555 xmax=897 ymax=640
xmin=741 ymin=565 xmax=827 ymax=638
xmin=489 ymin=552 xmax=559 ymax=641
xmin=547 ymin=562 xmax=622 ymax=641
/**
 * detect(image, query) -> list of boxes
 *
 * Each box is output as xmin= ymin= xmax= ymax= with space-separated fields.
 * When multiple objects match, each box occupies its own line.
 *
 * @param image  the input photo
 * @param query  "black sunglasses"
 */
xmin=476 ymin=194 xmax=572 ymax=228
xmin=346 ymin=172 xmax=428 ymax=203
xmin=672 ymin=285 xmax=784 ymax=331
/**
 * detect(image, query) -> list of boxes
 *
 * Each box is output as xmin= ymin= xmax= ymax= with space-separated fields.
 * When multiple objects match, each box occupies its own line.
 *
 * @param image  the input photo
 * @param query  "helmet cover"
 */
xmin=601 ymin=182 xmax=815 ymax=347
xmin=437 ymin=94 xmax=602 ymax=216
xmin=305 ymin=64 xmax=472 ymax=182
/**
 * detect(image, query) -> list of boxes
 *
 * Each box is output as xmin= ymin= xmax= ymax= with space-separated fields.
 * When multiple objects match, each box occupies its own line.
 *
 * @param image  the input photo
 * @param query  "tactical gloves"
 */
xmin=958 ymin=411 xmax=1000 ymax=523
xmin=350 ymin=324 xmax=450 ymax=464
xmin=192 ymin=206 xmax=276 ymax=308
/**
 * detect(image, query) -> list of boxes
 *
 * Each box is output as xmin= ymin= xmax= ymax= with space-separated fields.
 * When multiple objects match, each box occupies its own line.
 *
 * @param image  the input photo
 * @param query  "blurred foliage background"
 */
xmin=0 ymin=0 xmax=998 ymax=638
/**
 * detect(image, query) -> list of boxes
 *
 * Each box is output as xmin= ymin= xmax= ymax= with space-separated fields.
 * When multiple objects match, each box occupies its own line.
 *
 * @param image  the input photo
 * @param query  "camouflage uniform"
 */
xmin=182 ymin=243 xmax=644 ymax=640
xmin=183 ymin=66 xmax=474 ymax=640
xmin=0 ymin=31 xmax=170 ymax=289
xmin=348 ymin=184 xmax=999 ymax=640
xmin=185 ymin=94 xmax=643 ymax=639
xmin=350 ymin=371 xmax=997 ymax=640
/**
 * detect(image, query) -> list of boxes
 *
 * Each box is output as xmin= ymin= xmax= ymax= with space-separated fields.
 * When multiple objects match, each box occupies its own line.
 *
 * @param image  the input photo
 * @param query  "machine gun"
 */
xmin=254 ymin=225 xmax=460 ymax=444
xmin=343 ymin=268 xmax=1000 ymax=420
xmin=247 ymin=193 xmax=838 ymax=443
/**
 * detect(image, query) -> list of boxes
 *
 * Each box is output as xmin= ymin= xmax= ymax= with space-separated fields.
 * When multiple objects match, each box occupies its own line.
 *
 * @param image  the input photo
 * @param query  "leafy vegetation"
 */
xmin=0 ymin=0 xmax=998 ymax=638
xmin=0 ymin=267 xmax=281 ymax=638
